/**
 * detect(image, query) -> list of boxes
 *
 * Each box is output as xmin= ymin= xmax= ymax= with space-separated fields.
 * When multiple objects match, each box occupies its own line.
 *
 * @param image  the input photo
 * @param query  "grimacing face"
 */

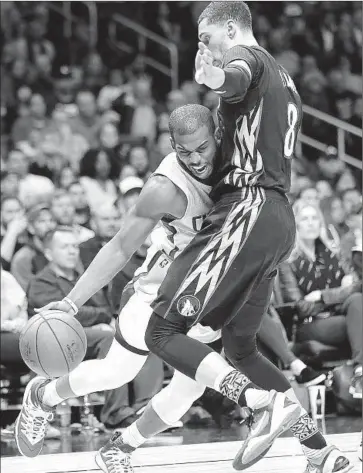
xmin=172 ymin=124 xmax=217 ymax=180
xmin=198 ymin=18 xmax=233 ymax=66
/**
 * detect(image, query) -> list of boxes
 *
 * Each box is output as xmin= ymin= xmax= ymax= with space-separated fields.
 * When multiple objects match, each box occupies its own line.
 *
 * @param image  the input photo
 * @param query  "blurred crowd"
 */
xmin=1 ymin=1 xmax=362 ymax=431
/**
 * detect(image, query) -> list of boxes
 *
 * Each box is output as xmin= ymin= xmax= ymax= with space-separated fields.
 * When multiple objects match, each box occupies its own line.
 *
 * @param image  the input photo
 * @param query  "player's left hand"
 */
xmin=304 ymin=290 xmax=322 ymax=303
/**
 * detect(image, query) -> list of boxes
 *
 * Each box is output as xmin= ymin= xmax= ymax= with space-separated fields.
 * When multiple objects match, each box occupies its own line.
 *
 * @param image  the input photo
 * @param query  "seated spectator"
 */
xmin=70 ymin=90 xmax=101 ymax=148
xmin=320 ymin=195 xmax=350 ymax=242
xmin=28 ymin=227 xmax=163 ymax=427
xmin=56 ymin=165 xmax=77 ymax=190
xmin=80 ymin=203 xmax=146 ymax=316
xmin=279 ymin=200 xmax=362 ymax=398
xmin=1 ymin=171 xmax=21 ymax=200
xmin=68 ymin=181 xmax=92 ymax=229
xmin=51 ymin=190 xmax=94 ymax=243
xmin=130 ymin=78 xmax=158 ymax=144
xmin=11 ymin=204 xmax=56 ymax=291
xmin=97 ymin=69 xmax=128 ymax=113
xmin=315 ymin=180 xmax=334 ymax=201
xmin=7 ymin=149 xmax=54 ymax=208
xmin=82 ymin=52 xmax=107 ymax=96
xmin=299 ymin=186 xmax=319 ymax=206
xmin=27 ymin=227 xmax=114 ymax=360
xmin=79 ymin=149 xmax=119 ymax=212
xmin=127 ymin=145 xmax=151 ymax=182
xmin=259 ymin=306 xmax=326 ymax=386
xmin=340 ymin=207 xmax=362 ymax=276
xmin=11 ymin=93 xmax=50 ymax=145
xmin=341 ymin=188 xmax=362 ymax=217
xmin=118 ymin=176 xmax=144 ymax=214
xmin=1 ymin=266 xmax=28 ymax=371
xmin=1 ymin=197 xmax=28 ymax=271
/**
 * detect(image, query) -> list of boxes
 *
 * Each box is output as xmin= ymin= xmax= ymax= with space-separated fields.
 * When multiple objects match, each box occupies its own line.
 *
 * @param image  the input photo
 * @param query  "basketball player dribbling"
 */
xmin=16 ymin=3 xmax=353 ymax=473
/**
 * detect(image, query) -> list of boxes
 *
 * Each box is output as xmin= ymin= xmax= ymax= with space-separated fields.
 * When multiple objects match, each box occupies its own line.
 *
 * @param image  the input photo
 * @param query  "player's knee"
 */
xmin=222 ymin=332 xmax=257 ymax=367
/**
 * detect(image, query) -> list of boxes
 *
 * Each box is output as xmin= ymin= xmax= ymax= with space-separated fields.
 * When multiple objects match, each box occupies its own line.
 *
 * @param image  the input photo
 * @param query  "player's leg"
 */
xmin=145 ymin=191 xmax=301 ymax=464
xmin=15 ymin=295 xmax=151 ymax=458
xmin=223 ymin=280 xmax=351 ymax=472
xmin=96 ymin=369 xmax=207 ymax=473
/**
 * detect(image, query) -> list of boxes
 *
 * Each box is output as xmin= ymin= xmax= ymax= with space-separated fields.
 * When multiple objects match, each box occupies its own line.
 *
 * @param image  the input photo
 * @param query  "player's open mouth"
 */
xmin=192 ymin=164 xmax=207 ymax=175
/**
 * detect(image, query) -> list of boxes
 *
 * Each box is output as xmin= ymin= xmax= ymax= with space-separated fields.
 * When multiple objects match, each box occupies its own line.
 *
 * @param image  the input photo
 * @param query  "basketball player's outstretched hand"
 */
xmin=195 ymin=42 xmax=214 ymax=85
xmin=35 ymin=300 xmax=75 ymax=315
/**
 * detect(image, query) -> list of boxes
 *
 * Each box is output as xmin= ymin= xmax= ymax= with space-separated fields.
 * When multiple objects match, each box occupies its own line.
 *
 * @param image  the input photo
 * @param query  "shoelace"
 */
xmin=20 ymin=402 xmax=53 ymax=444
xmin=104 ymin=447 xmax=134 ymax=473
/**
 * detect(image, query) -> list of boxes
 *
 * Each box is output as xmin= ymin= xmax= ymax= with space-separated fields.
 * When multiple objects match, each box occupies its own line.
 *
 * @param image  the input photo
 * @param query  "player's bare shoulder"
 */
xmin=135 ymin=173 xmax=187 ymax=221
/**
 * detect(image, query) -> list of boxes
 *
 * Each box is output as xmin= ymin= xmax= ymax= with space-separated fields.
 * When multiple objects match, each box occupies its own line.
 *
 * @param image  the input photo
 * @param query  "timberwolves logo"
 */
xmin=177 ymin=295 xmax=200 ymax=317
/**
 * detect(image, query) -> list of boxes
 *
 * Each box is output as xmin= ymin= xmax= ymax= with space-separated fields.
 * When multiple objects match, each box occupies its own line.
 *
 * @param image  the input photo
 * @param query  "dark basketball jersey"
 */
xmin=214 ymin=45 xmax=302 ymax=197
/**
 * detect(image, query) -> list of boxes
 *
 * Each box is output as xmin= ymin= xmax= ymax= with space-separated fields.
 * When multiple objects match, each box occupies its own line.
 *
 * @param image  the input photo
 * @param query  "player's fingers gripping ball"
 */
xmin=19 ymin=310 xmax=87 ymax=378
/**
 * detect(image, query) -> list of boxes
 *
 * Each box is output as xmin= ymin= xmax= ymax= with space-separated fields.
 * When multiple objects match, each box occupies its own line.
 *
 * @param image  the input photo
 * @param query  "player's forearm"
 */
xmin=67 ymin=237 xmax=130 ymax=309
xmin=213 ymin=66 xmax=251 ymax=104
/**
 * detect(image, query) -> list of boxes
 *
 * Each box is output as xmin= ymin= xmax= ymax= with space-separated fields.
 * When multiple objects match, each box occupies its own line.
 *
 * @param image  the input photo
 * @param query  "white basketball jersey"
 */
xmin=133 ymin=152 xmax=212 ymax=305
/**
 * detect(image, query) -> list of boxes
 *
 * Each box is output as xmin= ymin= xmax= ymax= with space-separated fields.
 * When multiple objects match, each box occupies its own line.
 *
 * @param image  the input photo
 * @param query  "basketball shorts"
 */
xmin=115 ymin=293 xmax=222 ymax=355
xmin=151 ymin=187 xmax=296 ymax=331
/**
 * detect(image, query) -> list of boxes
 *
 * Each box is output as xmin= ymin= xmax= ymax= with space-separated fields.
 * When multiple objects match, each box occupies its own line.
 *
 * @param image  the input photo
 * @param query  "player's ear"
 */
xmin=170 ymin=136 xmax=176 ymax=151
xmin=226 ymin=20 xmax=237 ymax=39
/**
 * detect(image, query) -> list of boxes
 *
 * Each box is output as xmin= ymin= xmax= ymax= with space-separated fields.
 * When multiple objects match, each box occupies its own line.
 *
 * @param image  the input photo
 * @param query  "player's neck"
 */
xmin=232 ymin=32 xmax=258 ymax=48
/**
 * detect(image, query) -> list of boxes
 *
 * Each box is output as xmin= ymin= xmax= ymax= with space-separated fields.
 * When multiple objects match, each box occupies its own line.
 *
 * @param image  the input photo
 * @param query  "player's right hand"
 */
xmin=35 ymin=300 xmax=76 ymax=315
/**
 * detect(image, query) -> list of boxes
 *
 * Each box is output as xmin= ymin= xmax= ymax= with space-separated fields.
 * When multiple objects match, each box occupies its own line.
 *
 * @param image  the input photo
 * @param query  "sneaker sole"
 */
xmin=233 ymin=402 xmax=301 ymax=471
xmin=95 ymin=452 xmax=108 ymax=473
xmin=303 ymin=374 xmax=327 ymax=387
xmin=14 ymin=378 xmax=46 ymax=458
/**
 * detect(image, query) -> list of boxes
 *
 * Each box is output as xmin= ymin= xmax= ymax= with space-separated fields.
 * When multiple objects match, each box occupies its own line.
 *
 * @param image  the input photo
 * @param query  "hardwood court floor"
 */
xmin=2 ymin=433 xmax=361 ymax=473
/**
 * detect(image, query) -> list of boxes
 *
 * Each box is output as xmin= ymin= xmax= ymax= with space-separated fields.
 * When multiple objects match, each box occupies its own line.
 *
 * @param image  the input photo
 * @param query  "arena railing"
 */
xmin=47 ymin=1 xmax=98 ymax=53
xmin=108 ymin=13 xmax=179 ymax=91
xmin=298 ymin=105 xmax=362 ymax=170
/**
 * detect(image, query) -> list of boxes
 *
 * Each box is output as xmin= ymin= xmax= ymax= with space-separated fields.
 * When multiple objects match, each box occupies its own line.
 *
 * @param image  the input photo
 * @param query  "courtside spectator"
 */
xmin=1 ymin=266 xmax=28 ymax=369
xmin=1 ymin=197 xmax=27 ymax=271
xmin=50 ymin=190 xmax=94 ymax=243
xmin=27 ymin=227 xmax=114 ymax=360
xmin=11 ymin=204 xmax=56 ymax=291
xmin=279 ymin=200 xmax=362 ymax=398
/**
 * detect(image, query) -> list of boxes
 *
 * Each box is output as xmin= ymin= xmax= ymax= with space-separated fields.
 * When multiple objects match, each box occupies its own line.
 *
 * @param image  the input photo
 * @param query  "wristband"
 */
xmin=63 ymin=297 xmax=79 ymax=315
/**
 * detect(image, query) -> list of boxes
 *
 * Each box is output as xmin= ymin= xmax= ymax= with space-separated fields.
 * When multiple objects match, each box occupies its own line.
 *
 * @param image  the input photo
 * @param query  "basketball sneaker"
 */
xmin=14 ymin=376 xmax=54 ymax=457
xmin=302 ymin=445 xmax=353 ymax=473
xmin=95 ymin=431 xmax=135 ymax=473
xmin=233 ymin=391 xmax=301 ymax=470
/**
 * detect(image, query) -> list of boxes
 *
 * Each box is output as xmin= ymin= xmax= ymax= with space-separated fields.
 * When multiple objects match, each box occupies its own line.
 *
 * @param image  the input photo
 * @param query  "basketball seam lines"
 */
xmin=35 ymin=322 xmax=51 ymax=378
xmin=57 ymin=319 xmax=87 ymax=352
xmin=40 ymin=315 xmax=71 ymax=374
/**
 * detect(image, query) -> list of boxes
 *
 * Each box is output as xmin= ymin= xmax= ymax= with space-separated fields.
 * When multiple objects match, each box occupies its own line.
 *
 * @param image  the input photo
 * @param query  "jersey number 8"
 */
xmin=284 ymin=102 xmax=299 ymax=159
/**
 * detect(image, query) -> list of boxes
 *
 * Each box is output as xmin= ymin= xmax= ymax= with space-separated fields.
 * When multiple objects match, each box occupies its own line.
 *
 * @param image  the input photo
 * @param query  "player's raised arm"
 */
xmin=37 ymin=175 xmax=186 ymax=314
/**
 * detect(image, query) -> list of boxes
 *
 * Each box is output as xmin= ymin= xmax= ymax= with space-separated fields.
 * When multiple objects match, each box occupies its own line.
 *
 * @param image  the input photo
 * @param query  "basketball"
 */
xmin=19 ymin=310 xmax=87 ymax=378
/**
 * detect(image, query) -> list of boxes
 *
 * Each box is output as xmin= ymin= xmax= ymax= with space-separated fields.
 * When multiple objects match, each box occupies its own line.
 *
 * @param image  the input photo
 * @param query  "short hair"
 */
xmin=43 ymin=226 xmax=77 ymax=249
xmin=169 ymin=104 xmax=215 ymax=139
xmin=198 ymin=1 xmax=252 ymax=31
